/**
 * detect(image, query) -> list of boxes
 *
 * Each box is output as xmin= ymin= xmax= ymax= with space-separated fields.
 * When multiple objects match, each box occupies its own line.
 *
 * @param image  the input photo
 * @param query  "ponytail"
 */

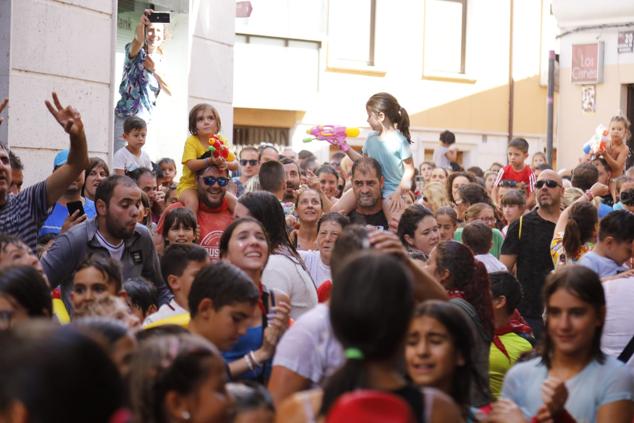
xmin=465 ymin=260 xmax=495 ymax=340
xmin=398 ymin=107 xmax=412 ymax=144
xmin=562 ymin=202 xmax=598 ymax=261
xmin=562 ymin=219 xmax=582 ymax=260
xmin=366 ymin=92 xmax=412 ymax=143
xmin=436 ymin=241 xmax=495 ymax=341
xmin=319 ymin=358 xmax=366 ymax=416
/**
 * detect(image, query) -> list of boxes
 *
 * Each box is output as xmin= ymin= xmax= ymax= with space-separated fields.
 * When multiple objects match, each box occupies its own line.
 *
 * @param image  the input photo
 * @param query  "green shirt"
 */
xmin=454 ymin=227 xmax=504 ymax=258
xmin=489 ymin=332 xmax=532 ymax=399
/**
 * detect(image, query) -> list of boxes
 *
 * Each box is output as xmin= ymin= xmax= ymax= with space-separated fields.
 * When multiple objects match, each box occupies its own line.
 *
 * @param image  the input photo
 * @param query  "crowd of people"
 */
xmin=0 ymin=85 xmax=634 ymax=423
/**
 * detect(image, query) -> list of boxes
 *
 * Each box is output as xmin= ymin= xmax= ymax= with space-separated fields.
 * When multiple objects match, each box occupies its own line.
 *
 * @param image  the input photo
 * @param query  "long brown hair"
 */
xmin=434 ymin=241 xmax=494 ymax=340
xmin=540 ymin=265 xmax=606 ymax=368
xmin=366 ymin=92 xmax=411 ymax=143
xmin=562 ymin=202 xmax=597 ymax=260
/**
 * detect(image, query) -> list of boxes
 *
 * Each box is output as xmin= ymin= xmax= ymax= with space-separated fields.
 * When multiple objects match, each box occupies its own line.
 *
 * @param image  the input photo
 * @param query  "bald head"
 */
xmin=535 ymin=169 xmax=563 ymax=209
xmin=538 ymin=170 xmax=561 ymax=183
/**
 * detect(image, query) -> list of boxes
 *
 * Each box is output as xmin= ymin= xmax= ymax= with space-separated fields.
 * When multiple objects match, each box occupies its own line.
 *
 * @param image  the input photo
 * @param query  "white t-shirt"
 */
xmin=272 ymin=303 xmax=343 ymax=385
xmin=113 ymin=147 xmax=153 ymax=172
xmin=262 ymin=253 xmax=318 ymax=320
xmin=433 ymin=144 xmax=453 ymax=170
xmin=602 ymin=276 xmax=634 ymax=369
xmin=95 ymin=230 xmax=124 ymax=261
xmin=299 ymin=250 xmax=331 ymax=288
xmin=475 ymin=253 xmax=508 ymax=274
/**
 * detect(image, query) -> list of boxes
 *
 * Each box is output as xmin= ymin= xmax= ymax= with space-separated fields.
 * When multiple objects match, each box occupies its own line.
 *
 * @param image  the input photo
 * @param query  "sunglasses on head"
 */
xmin=620 ymin=189 xmax=634 ymax=205
xmin=202 ymin=176 xmax=230 ymax=187
xmin=240 ymin=159 xmax=258 ymax=167
xmin=535 ymin=179 xmax=560 ymax=189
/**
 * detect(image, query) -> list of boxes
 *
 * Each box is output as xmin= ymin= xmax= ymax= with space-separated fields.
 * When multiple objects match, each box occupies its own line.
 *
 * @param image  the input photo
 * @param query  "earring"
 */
xmin=181 ymin=410 xmax=191 ymax=420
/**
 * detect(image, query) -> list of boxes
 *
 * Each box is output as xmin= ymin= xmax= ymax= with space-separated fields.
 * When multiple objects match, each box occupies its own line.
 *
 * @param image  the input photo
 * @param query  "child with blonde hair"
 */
xmin=599 ymin=115 xmax=631 ymax=176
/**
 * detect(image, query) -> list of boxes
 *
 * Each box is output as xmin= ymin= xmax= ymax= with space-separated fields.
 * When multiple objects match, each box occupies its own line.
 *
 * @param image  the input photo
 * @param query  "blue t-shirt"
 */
xmin=502 ymin=356 xmax=634 ymax=421
xmin=39 ymin=199 xmax=97 ymax=237
xmin=598 ymin=202 xmax=613 ymax=218
xmin=577 ymin=251 xmax=627 ymax=278
xmin=362 ymin=131 xmax=411 ymax=197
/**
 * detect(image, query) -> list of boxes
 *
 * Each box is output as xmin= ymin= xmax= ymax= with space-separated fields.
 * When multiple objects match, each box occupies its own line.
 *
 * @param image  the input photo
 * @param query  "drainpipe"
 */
xmin=507 ymin=0 xmax=514 ymax=144
xmin=546 ymin=50 xmax=555 ymax=165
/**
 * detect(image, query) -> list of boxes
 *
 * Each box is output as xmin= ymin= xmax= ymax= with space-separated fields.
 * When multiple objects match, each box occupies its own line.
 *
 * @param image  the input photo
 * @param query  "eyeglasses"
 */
xmin=202 ymin=176 xmax=230 ymax=187
xmin=621 ymin=189 xmax=634 ymax=205
xmin=535 ymin=179 xmax=560 ymax=189
xmin=240 ymin=159 xmax=258 ymax=167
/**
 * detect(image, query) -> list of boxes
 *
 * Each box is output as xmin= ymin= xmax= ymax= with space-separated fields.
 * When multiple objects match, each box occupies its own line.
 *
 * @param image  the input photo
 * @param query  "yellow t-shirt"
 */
xmin=489 ymin=332 xmax=533 ymax=399
xmin=177 ymin=134 xmax=230 ymax=194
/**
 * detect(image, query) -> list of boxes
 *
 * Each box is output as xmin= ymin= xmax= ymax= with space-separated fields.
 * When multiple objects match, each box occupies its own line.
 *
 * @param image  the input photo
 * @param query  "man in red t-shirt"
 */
xmin=158 ymin=163 xmax=233 ymax=261
xmin=492 ymin=138 xmax=536 ymax=208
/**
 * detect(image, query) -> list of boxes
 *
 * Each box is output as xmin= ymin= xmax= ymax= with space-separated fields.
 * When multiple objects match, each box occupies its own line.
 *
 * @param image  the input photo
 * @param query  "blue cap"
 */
xmin=53 ymin=149 xmax=69 ymax=168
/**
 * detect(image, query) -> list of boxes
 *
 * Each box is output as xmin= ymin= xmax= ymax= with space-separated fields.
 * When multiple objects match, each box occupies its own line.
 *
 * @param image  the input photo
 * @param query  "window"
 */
xmin=327 ymin=0 xmax=377 ymax=69
xmin=423 ymin=0 xmax=467 ymax=75
xmin=233 ymin=126 xmax=290 ymax=147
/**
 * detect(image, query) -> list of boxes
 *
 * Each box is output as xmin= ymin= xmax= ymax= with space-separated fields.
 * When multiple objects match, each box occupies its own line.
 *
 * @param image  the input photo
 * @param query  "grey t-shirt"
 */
xmin=433 ymin=145 xmax=451 ymax=169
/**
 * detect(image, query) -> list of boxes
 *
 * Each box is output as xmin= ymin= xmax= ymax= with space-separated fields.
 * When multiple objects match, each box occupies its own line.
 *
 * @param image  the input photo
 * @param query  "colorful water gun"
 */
xmin=303 ymin=125 xmax=360 ymax=152
xmin=208 ymin=135 xmax=236 ymax=161
xmin=582 ymin=124 xmax=609 ymax=156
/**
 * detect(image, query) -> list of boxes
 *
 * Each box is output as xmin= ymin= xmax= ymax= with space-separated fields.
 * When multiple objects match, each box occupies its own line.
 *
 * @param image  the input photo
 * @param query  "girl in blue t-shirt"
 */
xmin=491 ymin=265 xmax=634 ymax=423
xmin=332 ymin=92 xmax=415 ymax=219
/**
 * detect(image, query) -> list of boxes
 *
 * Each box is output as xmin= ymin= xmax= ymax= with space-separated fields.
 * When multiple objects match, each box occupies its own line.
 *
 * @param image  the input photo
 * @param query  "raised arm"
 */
xmin=129 ymin=10 xmax=152 ymax=58
xmin=0 ymin=98 xmax=7 ymax=126
xmin=553 ymin=183 xmax=608 ymax=237
xmin=369 ymin=230 xmax=448 ymax=302
xmin=345 ymin=148 xmax=363 ymax=162
xmin=44 ymin=93 xmax=89 ymax=207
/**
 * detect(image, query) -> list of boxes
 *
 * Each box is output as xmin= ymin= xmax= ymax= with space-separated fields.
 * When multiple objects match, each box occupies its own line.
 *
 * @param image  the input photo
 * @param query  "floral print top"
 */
xmin=114 ymin=43 xmax=161 ymax=118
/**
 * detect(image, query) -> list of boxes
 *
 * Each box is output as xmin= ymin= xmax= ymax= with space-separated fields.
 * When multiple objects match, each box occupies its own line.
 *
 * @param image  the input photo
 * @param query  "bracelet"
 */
xmin=244 ymin=353 xmax=255 ymax=371
xmin=249 ymin=350 xmax=262 ymax=368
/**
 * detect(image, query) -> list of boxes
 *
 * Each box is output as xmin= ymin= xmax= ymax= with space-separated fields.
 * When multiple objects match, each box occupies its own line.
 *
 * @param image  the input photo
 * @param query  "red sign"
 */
xmin=571 ymin=43 xmax=603 ymax=84
xmin=236 ymin=1 xmax=253 ymax=18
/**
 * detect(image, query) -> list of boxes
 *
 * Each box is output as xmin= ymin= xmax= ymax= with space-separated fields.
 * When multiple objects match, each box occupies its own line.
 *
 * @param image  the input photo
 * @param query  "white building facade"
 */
xmin=0 ymin=0 xmax=235 ymax=186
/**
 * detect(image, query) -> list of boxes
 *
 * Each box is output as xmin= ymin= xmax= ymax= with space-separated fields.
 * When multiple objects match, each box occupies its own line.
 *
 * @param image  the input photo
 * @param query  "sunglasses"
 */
xmin=240 ymin=159 xmax=258 ymax=167
xmin=621 ymin=189 xmax=634 ymax=205
xmin=535 ymin=179 xmax=560 ymax=189
xmin=202 ymin=176 xmax=230 ymax=187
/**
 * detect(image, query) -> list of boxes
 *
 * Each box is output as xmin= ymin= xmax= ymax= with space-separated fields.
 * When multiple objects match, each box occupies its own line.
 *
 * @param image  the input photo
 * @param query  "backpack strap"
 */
xmin=518 ymin=215 xmax=524 ymax=240
xmin=618 ymin=333 xmax=634 ymax=363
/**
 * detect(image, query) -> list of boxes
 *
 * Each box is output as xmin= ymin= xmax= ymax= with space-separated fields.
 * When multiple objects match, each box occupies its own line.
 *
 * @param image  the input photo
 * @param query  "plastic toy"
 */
xmin=208 ymin=135 xmax=236 ymax=161
xmin=582 ymin=124 xmax=609 ymax=156
xmin=303 ymin=125 xmax=360 ymax=152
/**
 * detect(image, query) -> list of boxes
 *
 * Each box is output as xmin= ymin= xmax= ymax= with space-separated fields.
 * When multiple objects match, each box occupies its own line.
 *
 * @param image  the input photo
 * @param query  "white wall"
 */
xmin=188 ymin=0 xmax=234 ymax=145
xmin=8 ymin=0 xmax=114 ymax=187
xmin=553 ymin=0 xmax=634 ymax=171
xmin=4 ymin=0 xmax=234 ymax=187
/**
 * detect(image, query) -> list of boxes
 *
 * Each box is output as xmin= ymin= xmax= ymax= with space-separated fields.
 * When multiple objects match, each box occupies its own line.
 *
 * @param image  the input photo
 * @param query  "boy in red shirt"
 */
xmin=492 ymin=138 xmax=536 ymax=208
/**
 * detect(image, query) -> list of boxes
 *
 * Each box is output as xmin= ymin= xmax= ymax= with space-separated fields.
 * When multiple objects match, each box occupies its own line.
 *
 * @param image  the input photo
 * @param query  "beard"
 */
xmin=105 ymin=213 xmax=135 ymax=240
xmin=199 ymin=188 xmax=225 ymax=209
xmin=283 ymin=183 xmax=298 ymax=202
xmin=357 ymin=193 xmax=378 ymax=208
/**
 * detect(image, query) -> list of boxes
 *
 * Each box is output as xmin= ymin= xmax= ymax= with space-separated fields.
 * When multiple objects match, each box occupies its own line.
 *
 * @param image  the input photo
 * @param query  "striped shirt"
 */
xmin=0 ymin=181 xmax=49 ymax=250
